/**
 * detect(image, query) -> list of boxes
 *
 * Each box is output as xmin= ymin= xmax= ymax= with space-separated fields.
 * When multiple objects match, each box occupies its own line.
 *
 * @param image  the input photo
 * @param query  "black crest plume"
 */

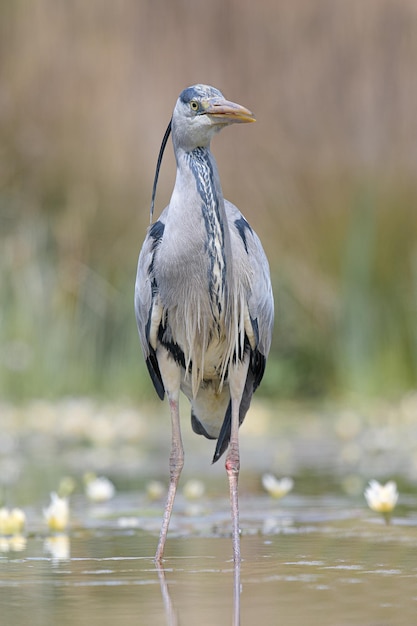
xmin=150 ymin=119 xmax=172 ymax=224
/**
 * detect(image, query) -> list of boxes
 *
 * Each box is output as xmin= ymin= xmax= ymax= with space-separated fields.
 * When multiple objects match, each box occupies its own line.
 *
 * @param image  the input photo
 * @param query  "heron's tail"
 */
xmin=212 ymin=402 xmax=232 ymax=463
xmin=211 ymin=363 xmax=258 ymax=464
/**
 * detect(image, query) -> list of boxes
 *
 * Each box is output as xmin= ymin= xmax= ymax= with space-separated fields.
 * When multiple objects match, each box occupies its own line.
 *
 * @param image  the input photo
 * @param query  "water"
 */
xmin=1 ymin=494 xmax=417 ymax=625
xmin=2 ymin=397 xmax=417 ymax=624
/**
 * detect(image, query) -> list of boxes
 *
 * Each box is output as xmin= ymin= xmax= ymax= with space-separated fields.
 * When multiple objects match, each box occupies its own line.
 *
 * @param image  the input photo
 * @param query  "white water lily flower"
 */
xmin=183 ymin=479 xmax=205 ymax=500
xmin=146 ymin=480 xmax=165 ymax=501
xmin=0 ymin=507 xmax=26 ymax=536
xmin=85 ymin=475 xmax=115 ymax=503
xmin=43 ymin=493 xmax=69 ymax=532
xmin=262 ymin=474 xmax=294 ymax=499
xmin=364 ymin=480 xmax=398 ymax=513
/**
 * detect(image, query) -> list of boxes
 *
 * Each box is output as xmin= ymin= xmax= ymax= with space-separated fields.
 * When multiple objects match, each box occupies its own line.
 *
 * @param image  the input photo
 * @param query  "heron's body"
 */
xmin=135 ymin=84 xmax=274 ymax=562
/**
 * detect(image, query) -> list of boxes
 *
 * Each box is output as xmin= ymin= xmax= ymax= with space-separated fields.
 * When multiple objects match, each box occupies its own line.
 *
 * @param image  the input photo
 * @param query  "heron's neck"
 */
xmin=186 ymin=146 xmax=222 ymax=215
xmin=172 ymin=145 xmax=226 ymax=228
xmin=171 ymin=146 xmax=231 ymax=323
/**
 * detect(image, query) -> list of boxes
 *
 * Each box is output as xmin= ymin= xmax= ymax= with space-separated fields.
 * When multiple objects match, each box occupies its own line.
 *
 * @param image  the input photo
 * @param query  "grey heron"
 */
xmin=135 ymin=84 xmax=274 ymax=563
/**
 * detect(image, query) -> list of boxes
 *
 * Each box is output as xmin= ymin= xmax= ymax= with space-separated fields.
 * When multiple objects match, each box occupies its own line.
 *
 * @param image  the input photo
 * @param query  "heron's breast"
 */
xmin=201 ymin=334 xmax=229 ymax=378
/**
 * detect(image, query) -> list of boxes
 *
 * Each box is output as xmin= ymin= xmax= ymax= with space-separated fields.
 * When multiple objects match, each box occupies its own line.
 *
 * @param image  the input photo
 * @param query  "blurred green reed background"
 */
xmin=1 ymin=0 xmax=416 ymax=402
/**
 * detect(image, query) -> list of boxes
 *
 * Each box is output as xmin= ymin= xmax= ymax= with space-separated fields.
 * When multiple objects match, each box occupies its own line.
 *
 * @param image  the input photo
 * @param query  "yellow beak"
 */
xmin=203 ymin=97 xmax=256 ymax=124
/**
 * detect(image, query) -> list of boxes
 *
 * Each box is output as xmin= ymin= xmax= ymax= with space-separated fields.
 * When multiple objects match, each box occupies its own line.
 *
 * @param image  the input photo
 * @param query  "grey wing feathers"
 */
xmin=226 ymin=200 xmax=274 ymax=359
xmin=134 ymin=213 xmax=167 ymax=400
xmin=211 ymin=201 xmax=274 ymax=463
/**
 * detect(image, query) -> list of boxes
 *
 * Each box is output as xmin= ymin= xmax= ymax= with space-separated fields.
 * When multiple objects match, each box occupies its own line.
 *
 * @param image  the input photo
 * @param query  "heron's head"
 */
xmin=172 ymin=84 xmax=255 ymax=152
xmin=149 ymin=85 xmax=255 ymax=222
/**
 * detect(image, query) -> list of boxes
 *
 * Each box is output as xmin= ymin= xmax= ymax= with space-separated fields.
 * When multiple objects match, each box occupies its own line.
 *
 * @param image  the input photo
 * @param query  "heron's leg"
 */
xmin=226 ymin=355 xmax=249 ymax=564
xmin=155 ymin=349 xmax=183 ymax=563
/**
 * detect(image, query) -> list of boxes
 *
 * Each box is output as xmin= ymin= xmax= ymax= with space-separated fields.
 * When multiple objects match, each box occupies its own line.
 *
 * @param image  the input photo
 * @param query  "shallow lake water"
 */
xmin=1 ymin=397 xmax=417 ymax=624
xmin=1 ymin=493 xmax=417 ymax=625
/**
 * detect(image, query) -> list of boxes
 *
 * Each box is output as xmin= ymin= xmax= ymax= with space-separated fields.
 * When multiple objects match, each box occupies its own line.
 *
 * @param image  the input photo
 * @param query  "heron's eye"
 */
xmin=190 ymin=100 xmax=199 ymax=112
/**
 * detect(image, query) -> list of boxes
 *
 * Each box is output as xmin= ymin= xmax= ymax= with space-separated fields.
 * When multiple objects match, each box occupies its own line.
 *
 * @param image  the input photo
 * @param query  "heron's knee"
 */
xmin=225 ymin=443 xmax=240 ymax=475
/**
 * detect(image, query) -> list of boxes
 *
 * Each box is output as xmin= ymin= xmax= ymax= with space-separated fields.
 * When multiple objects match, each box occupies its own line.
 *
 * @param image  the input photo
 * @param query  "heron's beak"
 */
xmin=203 ymin=97 xmax=256 ymax=124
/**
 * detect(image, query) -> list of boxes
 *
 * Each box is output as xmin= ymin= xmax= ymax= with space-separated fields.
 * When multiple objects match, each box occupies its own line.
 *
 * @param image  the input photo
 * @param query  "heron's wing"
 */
xmin=134 ymin=212 xmax=168 ymax=400
xmin=226 ymin=200 xmax=274 ymax=361
xmin=212 ymin=201 xmax=274 ymax=463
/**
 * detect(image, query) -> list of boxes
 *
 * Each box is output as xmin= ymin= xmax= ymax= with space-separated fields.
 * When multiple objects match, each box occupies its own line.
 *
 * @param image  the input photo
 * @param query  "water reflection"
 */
xmin=0 ymin=534 xmax=26 ymax=553
xmin=44 ymin=534 xmax=70 ymax=563
xmin=1 ymin=496 xmax=417 ymax=625
xmin=157 ymin=555 xmax=242 ymax=625
xmin=156 ymin=562 xmax=178 ymax=626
